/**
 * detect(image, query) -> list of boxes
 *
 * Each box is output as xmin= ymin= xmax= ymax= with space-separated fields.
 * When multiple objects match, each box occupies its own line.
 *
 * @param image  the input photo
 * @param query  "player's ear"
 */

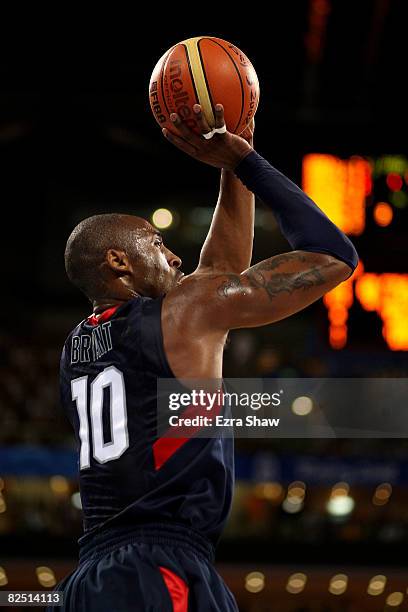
xmin=105 ymin=249 xmax=133 ymax=274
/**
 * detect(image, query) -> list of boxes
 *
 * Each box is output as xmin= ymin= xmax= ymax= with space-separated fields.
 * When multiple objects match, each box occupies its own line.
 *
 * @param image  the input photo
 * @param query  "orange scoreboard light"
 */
xmin=302 ymin=154 xmax=408 ymax=351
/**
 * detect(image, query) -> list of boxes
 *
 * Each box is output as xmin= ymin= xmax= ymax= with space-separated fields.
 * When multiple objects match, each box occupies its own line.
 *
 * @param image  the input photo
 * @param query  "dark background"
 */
xmin=1 ymin=2 xmax=408 ymax=610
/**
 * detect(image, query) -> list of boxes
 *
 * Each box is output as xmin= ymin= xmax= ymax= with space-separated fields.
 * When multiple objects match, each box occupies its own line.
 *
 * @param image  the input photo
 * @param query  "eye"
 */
xmin=154 ymin=239 xmax=163 ymax=248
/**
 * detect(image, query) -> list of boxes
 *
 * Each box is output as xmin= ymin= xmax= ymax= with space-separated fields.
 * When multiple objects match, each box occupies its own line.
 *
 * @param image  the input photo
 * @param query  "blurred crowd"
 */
xmin=0 ymin=335 xmax=71 ymax=445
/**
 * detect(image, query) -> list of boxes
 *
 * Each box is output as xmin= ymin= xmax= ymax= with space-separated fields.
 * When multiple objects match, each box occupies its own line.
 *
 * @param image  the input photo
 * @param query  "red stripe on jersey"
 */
xmin=87 ymin=305 xmax=120 ymax=326
xmin=153 ymin=390 xmax=224 ymax=470
xmin=153 ymin=437 xmax=189 ymax=471
xmin=159 ymin=566 xmax=189 ymax=612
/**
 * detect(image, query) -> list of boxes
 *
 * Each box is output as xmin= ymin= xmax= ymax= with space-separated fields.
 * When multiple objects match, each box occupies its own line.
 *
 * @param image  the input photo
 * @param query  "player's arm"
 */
xmin=180 ymin=250 xmax=350 ymax=331
xmin=194 ymin=107 xmax=255 ymax=273
xmin=163 ymin=112 xmax=358 ymax=277
xmin=163 ymin=114 xmax=358 ymax=332
xmin=196 ymin=165 xmax=254 ymax=274
xmin=163 ymin=106 xmax=255 ymax=274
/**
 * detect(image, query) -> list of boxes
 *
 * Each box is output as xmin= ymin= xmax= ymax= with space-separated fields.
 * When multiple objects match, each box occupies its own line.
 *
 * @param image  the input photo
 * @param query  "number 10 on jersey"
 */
xmin=71 ymin=366 xmax=129 ymax=469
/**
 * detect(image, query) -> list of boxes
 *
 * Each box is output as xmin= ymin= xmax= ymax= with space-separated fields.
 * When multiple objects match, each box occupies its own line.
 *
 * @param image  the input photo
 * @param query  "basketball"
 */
xmin=149 ymin=36 xmax=260 ymax=136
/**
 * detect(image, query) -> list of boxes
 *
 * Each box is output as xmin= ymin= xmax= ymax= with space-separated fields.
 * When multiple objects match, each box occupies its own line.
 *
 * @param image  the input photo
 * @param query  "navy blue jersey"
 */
xmin=60 ymin=296 xmax=234 ymax=548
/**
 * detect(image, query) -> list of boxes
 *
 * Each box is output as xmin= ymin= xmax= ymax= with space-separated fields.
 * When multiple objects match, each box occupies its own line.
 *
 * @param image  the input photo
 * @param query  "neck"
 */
xmin=92 ymin=290 xmax=140 ymax=315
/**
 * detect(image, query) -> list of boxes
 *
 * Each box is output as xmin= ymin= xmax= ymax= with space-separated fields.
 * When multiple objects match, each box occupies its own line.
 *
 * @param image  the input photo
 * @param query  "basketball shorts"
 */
xmin=46 ymin=522 xmax=238 ymax=612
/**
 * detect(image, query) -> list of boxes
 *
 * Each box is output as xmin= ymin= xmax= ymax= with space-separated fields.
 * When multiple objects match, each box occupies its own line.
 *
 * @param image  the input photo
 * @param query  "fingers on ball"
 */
xmin=214 ymin=104 xmax=225 ymax=129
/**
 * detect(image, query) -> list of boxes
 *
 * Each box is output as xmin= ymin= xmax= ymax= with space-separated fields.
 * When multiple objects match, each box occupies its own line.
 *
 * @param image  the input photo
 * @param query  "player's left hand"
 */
xmin=162 ymin=104 xmax=253 ymax=170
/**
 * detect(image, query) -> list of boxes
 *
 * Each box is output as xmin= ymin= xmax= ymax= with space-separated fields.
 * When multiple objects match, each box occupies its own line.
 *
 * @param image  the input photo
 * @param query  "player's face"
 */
xmin=128 ymin=221 xmax=183 ymax=297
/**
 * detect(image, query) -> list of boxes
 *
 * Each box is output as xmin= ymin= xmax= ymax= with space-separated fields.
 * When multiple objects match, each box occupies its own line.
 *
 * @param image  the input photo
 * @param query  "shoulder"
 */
xmin=163 ymin=272 xmax=215 ymax=314
xmin=162 ymin=271 xmax=249 ymax=335
xmin=165 ymin=270 xmax=253 ymax=308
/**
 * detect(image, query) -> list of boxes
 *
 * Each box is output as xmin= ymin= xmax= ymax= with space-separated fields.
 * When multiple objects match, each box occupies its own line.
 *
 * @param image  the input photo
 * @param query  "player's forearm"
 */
xmin=197 ymin=170 xmax=255 ymax=273
xmin=234 ymin=151 xmax=359 ymax=274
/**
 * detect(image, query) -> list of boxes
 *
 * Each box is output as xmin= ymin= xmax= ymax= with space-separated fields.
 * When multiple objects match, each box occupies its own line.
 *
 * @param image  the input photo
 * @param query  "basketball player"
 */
xmin=48 ymin=105 xmax=358 ymax=611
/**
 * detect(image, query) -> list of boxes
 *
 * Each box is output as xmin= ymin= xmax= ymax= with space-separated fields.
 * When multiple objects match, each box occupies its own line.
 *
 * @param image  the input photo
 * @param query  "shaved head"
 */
xmin=65 ymin=214 xmax=142 ymax=299
xmin=65 ymin=213 xmax=182 ymax=302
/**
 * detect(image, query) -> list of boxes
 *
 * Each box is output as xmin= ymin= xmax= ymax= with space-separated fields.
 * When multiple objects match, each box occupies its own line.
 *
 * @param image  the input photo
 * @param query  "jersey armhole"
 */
xmin=157 ymin=296 xmax=176 ymax=378
xmin=140 ymin=296 xmax=175 ymax=379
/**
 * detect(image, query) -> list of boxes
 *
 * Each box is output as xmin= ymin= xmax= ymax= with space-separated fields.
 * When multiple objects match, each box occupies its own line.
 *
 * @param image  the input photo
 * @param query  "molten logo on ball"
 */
xmin=168 ymin=61 xmax=196 ymax=129
xmin=149 ymin=81 xmax=166 ymax=124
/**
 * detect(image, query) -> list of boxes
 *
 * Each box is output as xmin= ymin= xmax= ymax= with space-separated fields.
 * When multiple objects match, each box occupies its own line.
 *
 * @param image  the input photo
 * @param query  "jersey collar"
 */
xmin=87 ymin=305 xmax=121 ymax=326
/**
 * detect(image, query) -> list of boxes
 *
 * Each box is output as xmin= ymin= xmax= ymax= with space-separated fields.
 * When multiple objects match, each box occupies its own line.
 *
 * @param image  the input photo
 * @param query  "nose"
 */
xmin=166 ymin=249 xmax=182 ymax=269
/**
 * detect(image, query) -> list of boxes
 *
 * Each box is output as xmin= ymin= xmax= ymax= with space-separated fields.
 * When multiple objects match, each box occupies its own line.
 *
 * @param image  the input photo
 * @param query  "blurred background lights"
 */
xmin=71 ymin=492 xmax=82 ymax=510
xmin=375 ymin=155 xmax=407 ymax=176
xmin=329 ymin=574 xmax=348 ymax=595
xmin=327 ymin=485 xmax=354 ymax=516
xmin=282 ymin=496 xmax=304 ymax=514
xmin=286 ymin=573 xmax=307 ymax=594
xmin=152 ymin=208 xmax=173 ymax=229
xmin=288 ymin=481 xmax=306 ymax=499
xmin=324 ymin=264 xmax=361 ymax=349
xmin=245 ymin=571 xmax=265 ymax=593
xmin=390 ymin=190 xmax=408 ymax=208
xmin=302 ymin=154 xmax=368 ymax=236
xmin=254 ymin=482 xmax=283 ymax=502
xmin=328 ymin=305 xmax=348 ymax=326
xmin=367 ymin=575 xmax=387 ymax=596
xmin=0 ymin=567 xmax=8 ymax=587
xmin=386 ymin=173 xmax=403 ymax=192
xmin=331 ymin=482 xmax=350 ymax=497
xmin=355 ymin=273 xmax=408 ymax=350
xmin=373 ymin=483 xmax=392 ymax=506
xmin=373 ymin=202 xmax=393 ymax=227
xmin=49 ymin=476 xmax=69 ymax=496
xmin=386 ymin=592 xmax=404 ymax=607
xmin=313 ymin=162 xmax=408 ymax=350
xmin=325 ymin=264 xmax=408 ymax=351
xmin=291 ymin=396 xmax=313 ymax=416
xmin=327 ymin=495 xmax=354 ymax=516
xmin=36 ymin=566 xmax=56 ymax=588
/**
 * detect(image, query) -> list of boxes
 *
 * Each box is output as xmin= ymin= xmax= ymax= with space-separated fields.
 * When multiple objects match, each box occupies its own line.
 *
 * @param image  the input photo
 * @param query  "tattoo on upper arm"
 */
xmin=216 ymin=253 xmax=338 ymax=301
xmin=217 ymin=274 xmax=245 ymax=299
xmin=246 ymin=266 xmax=329 ymax=300
xmin=253 ymin=252 xmax=307 ymax=271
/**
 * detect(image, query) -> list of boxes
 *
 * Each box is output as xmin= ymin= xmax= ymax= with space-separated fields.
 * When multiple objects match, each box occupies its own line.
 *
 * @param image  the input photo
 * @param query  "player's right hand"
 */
xmin=162 ymin=104 xmax=253 ymax=170
xmin=239 ymin=117 xmax=255 ymax=146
